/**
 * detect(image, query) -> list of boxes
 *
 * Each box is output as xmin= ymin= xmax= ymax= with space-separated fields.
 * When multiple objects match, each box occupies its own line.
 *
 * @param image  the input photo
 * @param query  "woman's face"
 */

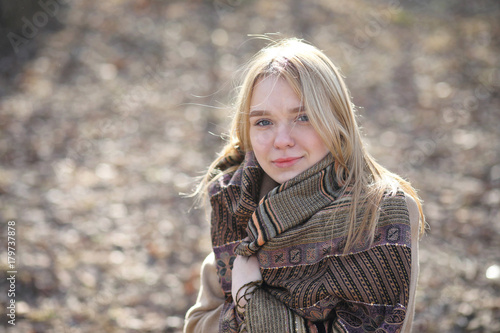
xmin=249 ymin=76 xmax=330 ymax=184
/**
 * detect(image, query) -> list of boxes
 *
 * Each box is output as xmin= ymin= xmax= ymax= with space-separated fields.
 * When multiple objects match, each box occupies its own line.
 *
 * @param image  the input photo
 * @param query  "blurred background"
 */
xmin=0 ymin=0 xmax=499 ymax=332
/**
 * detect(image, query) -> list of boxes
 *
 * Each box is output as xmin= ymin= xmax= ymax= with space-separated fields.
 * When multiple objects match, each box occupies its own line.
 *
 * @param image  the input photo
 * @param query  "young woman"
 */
xmin=184 ymin=38 xmax=425 ymax=333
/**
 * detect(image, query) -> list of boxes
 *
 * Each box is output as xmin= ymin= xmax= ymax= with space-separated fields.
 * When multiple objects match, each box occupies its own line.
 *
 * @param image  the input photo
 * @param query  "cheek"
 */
xmin=250 ymin=131 xmax=273 ymax=151
xmin=306 ymin=130 xmax=329 ymax=155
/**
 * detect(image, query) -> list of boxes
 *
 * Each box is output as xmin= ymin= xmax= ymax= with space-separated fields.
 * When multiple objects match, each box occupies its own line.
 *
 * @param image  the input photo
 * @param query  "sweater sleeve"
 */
xmin=184 ymin=252 xmax=225 ymax=333
xmin=401 ymin=193 xmax=421 ymax=332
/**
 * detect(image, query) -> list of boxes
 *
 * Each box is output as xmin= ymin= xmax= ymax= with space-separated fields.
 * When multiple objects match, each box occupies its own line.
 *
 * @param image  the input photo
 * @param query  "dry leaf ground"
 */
xmin=0 ymin=0 xmax=499 ymax=332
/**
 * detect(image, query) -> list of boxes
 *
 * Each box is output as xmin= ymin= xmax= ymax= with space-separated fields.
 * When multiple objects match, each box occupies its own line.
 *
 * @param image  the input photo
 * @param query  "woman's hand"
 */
xmin=231 ymin=255 xmax=262 ymax=308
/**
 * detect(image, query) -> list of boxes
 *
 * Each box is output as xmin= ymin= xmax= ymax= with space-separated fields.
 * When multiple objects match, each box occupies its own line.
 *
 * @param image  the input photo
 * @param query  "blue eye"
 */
xmin=297 ymin=114 xmax=309 ymax=122
xmin=255 ymin=119 xmax=272 ymax=126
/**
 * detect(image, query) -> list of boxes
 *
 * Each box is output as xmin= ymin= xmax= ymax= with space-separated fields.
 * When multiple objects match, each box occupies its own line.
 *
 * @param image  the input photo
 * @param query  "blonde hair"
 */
xmin=197 ymin=38 xmax=425 ymax=251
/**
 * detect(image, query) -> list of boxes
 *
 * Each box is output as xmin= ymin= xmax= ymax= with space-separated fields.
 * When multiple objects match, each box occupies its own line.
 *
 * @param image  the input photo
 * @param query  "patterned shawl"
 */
xmin=209 ymin=151 xmax=412 ymax=332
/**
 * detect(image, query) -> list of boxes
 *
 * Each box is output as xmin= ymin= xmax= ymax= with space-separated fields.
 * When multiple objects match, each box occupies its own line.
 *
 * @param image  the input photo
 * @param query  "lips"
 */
xmin=272 ymin=157 xmax=302 ymax=168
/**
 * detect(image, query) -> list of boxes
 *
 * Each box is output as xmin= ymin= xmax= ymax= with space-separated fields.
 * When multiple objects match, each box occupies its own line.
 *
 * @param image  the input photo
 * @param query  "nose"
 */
xmin=273 ymin=124 xmax=295 ymax=149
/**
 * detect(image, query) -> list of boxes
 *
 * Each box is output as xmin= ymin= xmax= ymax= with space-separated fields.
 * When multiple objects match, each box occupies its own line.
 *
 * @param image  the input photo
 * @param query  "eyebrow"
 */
xmin=249 ymin=106 xmax=306 ymax=117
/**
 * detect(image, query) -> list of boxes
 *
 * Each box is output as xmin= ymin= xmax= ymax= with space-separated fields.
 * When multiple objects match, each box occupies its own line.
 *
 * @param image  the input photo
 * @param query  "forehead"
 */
xmin=250 ymin=76 xmax=302 ymax=110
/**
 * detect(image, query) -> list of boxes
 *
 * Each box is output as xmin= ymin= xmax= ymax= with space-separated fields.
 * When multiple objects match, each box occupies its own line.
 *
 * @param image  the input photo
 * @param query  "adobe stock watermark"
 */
xmin=339 ymin=0 xmax=431 ymax=64
xmin=5 ymin=220 xmax=17 ymax=326
xmin=399 ymin=67 xmax=499 ymax=175
xmin=7 ymin=0 xmax=69 ymax=54
xmin=213 ymin=0 xmax=245 ymax=18
xmin=68 ymin=63 xmax=169 ymax=160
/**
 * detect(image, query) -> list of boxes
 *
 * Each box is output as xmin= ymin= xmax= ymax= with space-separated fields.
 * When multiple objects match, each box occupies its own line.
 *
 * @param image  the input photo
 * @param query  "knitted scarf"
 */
xmin=209 ymin=151 xmax=412 ymax=333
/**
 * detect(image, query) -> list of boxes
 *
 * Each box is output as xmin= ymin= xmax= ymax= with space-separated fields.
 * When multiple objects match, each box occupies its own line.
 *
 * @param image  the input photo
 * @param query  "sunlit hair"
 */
xmin=196 ymin=38 xmax=425 ymax=252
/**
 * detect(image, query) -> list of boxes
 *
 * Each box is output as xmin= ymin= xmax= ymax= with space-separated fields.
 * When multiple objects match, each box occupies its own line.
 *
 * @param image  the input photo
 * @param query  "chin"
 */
xmin=270 ymin=172 xmax=300 ymax=184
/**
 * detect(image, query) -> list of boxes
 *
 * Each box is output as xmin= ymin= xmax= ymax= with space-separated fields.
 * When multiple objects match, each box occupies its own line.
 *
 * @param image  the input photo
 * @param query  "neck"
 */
xmin=259 ymin=173 xmax=279 ymax=200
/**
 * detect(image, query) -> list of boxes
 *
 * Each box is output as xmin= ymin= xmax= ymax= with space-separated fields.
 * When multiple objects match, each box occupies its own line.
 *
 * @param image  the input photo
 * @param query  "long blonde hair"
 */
xmin=196 ymin=38 xmax=425 ymax=251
